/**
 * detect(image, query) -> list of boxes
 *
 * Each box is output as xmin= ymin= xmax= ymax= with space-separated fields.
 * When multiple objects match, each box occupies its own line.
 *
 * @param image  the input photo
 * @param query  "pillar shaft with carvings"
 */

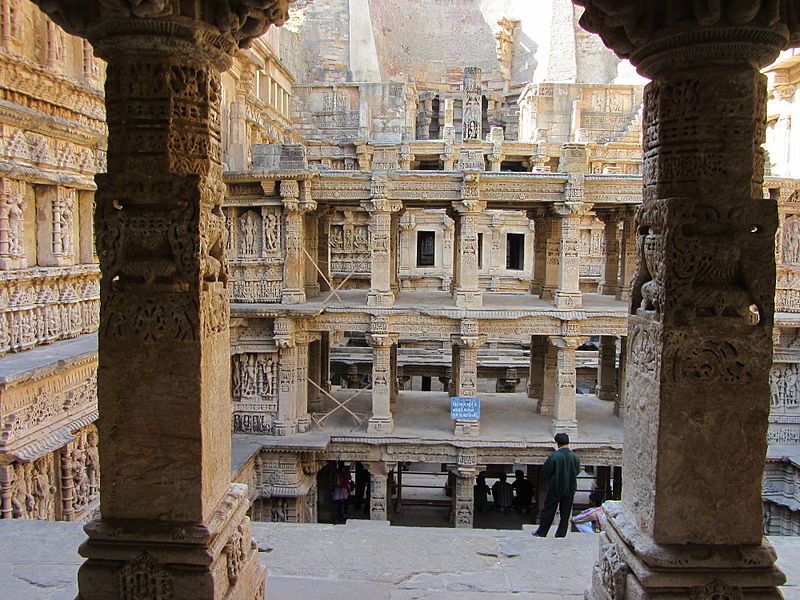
xmin=451 ymin=468 xmax=476 ymax=528
xmin=27 ymin=2 xmax=291 ymax=597
xmin=366 ymin=462 xmax=395 ymax=521
xmin=281 ymin=180 xmax=314 ymax=304
xmin=596 ymin=209 xmax=621 ymax=296
xmin=366 ymin=331 xmax=398 ymax=433
xmin=451 ymin=320 xmax=485 ymax=437
xmin=575 ymin=1 xmax=797 ymax=597
xmin=551 ymin=336 xmax=579 ymax=435
xmin=540 ymin=341 xmax=557 ymax=416
xmin=616 ymin=208 xmax=637 ymax=302
xmin=540 ymin=213 xmax=561 ymax=300
xmin=452 ymin=172 xmax=485 ymax=308
xmin=596 ymin=335 xmax=617 ymax=402
xmin=554 ymin=196 xmax=584 ymax=309
xmin=275 ymin=317 xmax=299 ymax=436
xmin=363 ymin=178 xmax=402 ymax=307
xmin=527 ymin=335 xmax=546 ymax=400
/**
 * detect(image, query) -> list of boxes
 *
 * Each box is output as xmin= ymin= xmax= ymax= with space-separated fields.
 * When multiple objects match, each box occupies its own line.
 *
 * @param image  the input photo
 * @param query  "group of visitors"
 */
xmin=473 ymin=433 xmax=582 ymax=538
xmin=474 ymin=470 xmax=535 ymax=514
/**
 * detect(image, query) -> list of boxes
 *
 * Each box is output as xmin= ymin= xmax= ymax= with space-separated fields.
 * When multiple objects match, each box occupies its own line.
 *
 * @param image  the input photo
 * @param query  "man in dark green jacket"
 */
xmin=534 ymin=432 xmax=580 ymax=538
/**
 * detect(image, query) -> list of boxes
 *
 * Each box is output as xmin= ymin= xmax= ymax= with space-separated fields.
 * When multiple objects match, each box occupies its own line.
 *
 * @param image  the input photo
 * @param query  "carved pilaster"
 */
xmin=574 ymin=2 xmax=796 ymax=597
xmin=462 ymin=67 xmax=482 ymax=141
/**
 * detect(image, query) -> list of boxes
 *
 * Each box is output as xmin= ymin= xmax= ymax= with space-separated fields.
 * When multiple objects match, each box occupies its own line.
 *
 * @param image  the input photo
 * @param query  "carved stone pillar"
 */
xmin=0 ymin=465 xmax=12 ymax=519
xmin=616 ymin=335 xmax=627 ymax=418
xmin=527 ymin=335 xmax=545 ymax=400
xmin=452 ymin=172 xmax=485 ymax=308
xmin=451 ymin=319 xmax=485 ymax=437
xmin=540 ymin=212 xmax=561 ymax=300
xmin=595 ymin=335 xmax=617 ymax=402
xmin=575 ymin=2 xmax=795 ymax=597
xmin=27 ymin=2 xmax=290 ymax=597
xmin=616 ymin=208 xmax=637 ymax=302
xmin=275 ymin=317 xmax=299 ymax=436
xmin=540 ymin=340 xmax=557 ymax=415
xmin=295 ymin=334 xmax=310 ymax=432
xmin=363 ymin=178 xmax=402 ymax=307
xmin=528 ymin=208 xmax=547 ymax=295
xmin=451 ymin=469 xmax=476 ymax=528
xmin=553 ymin=197 xmax=583 ymax=309
xmin=551 ymin=336 xmax=579 ymax=436
xmin=366 ymin=330 xmax=399 ymax=433
xmin=281 ymin=180 xmax=315 ymax=304
xmin=0 ymin=178 xmax=26 ymax=270
xmin=366 ymin=462 xmax=395 ymax=521
xmin=596 ymin=209 xmax=621 ymax=296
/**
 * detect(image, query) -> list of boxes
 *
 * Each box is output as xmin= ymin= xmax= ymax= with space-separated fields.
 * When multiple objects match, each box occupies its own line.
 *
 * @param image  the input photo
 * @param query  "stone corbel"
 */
xmin=273 ymin=317 xmax=295 ymax=349
xmin=365 ymin=333 xmax=399 ymax=348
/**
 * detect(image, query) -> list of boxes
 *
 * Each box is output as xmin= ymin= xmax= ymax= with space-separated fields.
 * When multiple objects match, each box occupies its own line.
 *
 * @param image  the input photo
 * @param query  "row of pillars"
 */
xmin=526 ymin=334 xmax=624 ymax=437
xmin=278 ymin=172 xmax=637 ymax=312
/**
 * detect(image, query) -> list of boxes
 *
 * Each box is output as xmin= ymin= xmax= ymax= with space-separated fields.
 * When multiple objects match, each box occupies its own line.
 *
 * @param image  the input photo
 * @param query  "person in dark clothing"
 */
xmin=491 ymin=472 xmax=513 ymax=512
xmin=512 ymin=470 xmax=534 ymax=512
xmin=353 ymin=462 xmax=369 ymax=512
xmin=534 ymin=432 xmax=581 ymax=538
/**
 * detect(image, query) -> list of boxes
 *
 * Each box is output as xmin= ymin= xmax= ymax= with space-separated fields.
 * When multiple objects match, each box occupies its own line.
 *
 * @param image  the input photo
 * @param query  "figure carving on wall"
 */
xmin=354 ymin=226 xmax=368 ymax=252
xmin=32 ymin=464 xmax=56 ymax=520
xmin=771 ymin=363 xmax=799 ymax=409
xmin=86 ymin=430 xmax=100 ymax=497
xmin=783 ymin=215 xmax=800 ymax=264
xmin=239 ymin=210 xmax=259 ymax=256
xmin=11 ymin=464 xmax=34 ymax=519
xmin=264 ymin=211 xmax=279 ymax=251
xmin=329 ymin=226 xmax=343 ymax=249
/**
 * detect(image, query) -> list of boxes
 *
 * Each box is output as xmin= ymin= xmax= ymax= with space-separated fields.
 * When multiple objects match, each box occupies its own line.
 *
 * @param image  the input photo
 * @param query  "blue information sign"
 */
xmin=450 ymin=397 xmax=480 ymax=420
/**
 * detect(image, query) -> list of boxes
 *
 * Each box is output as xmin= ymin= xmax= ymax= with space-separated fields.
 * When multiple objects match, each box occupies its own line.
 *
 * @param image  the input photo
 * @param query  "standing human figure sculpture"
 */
xmin=534 ymin=432 xmax=580 ymax=538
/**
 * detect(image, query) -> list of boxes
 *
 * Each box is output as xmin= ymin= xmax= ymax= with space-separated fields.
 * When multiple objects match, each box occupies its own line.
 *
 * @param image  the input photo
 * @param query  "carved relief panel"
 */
xmin=1 ymin=453 xmax=57 ymax=520
xmin=232 ymin=352 xmax=278 ymax=434
xmin=329 ymin=210 xmax=371 ymax=279
xmin=227 ymin=205 xmax=284 ymax=303
xmin=0 ymin=177 xmax=26 ymax=270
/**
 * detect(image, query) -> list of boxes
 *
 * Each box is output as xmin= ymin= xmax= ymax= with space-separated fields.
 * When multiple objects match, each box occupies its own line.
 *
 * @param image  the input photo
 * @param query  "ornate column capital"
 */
xmin=33 ymin=0 xmax=290 ymax=67
xmin=549 ymin=336 xmax=581 ymax=350
xmin=274 ymin=316 xmax=295 ymax=348
xmin=552 ymin=201 xmax=583 ymax=218
xmin=574 ymin=0 xmax=799 ymax=75
xmin=362 ymin=198 xmax=403 ymax=213
xmin=595 ymin=207 xmax=623 ymax=224
xmin=365 ymin=333 xmax=399 ymax=348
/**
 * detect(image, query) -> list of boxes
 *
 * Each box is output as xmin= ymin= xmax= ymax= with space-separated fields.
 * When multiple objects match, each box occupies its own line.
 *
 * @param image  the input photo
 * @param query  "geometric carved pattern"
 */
xmin=119 ymin=552 xmax=174 ymax=600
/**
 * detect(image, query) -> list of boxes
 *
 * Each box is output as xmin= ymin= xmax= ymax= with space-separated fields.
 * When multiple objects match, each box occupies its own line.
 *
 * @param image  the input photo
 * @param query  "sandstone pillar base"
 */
xmin=454 ymin=290 xmax=483 ymax=308
xmin=587 ymin=502 xmax=784 ymax=600
xmin=552 ymin=418 xmax=577 ymax=438
xmin=281 ymin=290 xmax=306 ymax=305
xmin=296 ymin=414 xmax=311 ymax=432
xmin=554 ymin=291 xmax=582 ymax=309
xmin=454 ymin=419 xmax=480 ymax=437
xmin=273 ymin=420 xmax=297 ymax=436
xmin=598 ymin=282 xmax=618 ymax=296
xmin=596 ymin=386 xmax=617 ymax=402
xmin=367 ymin=416 xmax=394 ymax=434
xmin=367 ymin=291 xmax=396 ymax=307
xmin=77 ymin=484 xmax=264 ymax=600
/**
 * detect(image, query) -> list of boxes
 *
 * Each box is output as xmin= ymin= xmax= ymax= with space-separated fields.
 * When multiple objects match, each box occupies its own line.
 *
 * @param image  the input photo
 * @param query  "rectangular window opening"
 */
xmin=477 ymin=232 xmax=484 ymax=269
xmin=506 ymin=233 xmax=525 ymax=270
xmin=417 ymin=230 xmax=436 ymax=267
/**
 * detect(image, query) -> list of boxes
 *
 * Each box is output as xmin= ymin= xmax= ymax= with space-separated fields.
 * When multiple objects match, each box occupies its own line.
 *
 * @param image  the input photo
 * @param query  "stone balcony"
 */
xmin=2 ymin=519 xmax=799 ymax=599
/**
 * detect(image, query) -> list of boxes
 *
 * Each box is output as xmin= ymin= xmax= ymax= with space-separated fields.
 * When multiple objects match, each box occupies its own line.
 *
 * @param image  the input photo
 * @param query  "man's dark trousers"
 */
xmin=534 ymin=491 xmax=574 ymax=537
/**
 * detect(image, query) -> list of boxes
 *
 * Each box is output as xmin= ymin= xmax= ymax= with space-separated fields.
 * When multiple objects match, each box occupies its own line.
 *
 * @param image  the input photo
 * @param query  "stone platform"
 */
xmin=2 ymin=520 xmax=799 ymax=600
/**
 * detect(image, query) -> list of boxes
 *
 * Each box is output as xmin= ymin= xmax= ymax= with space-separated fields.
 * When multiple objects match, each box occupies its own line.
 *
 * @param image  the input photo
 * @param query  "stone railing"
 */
xmin=0 ymin=265 xmax=99 ymax=356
